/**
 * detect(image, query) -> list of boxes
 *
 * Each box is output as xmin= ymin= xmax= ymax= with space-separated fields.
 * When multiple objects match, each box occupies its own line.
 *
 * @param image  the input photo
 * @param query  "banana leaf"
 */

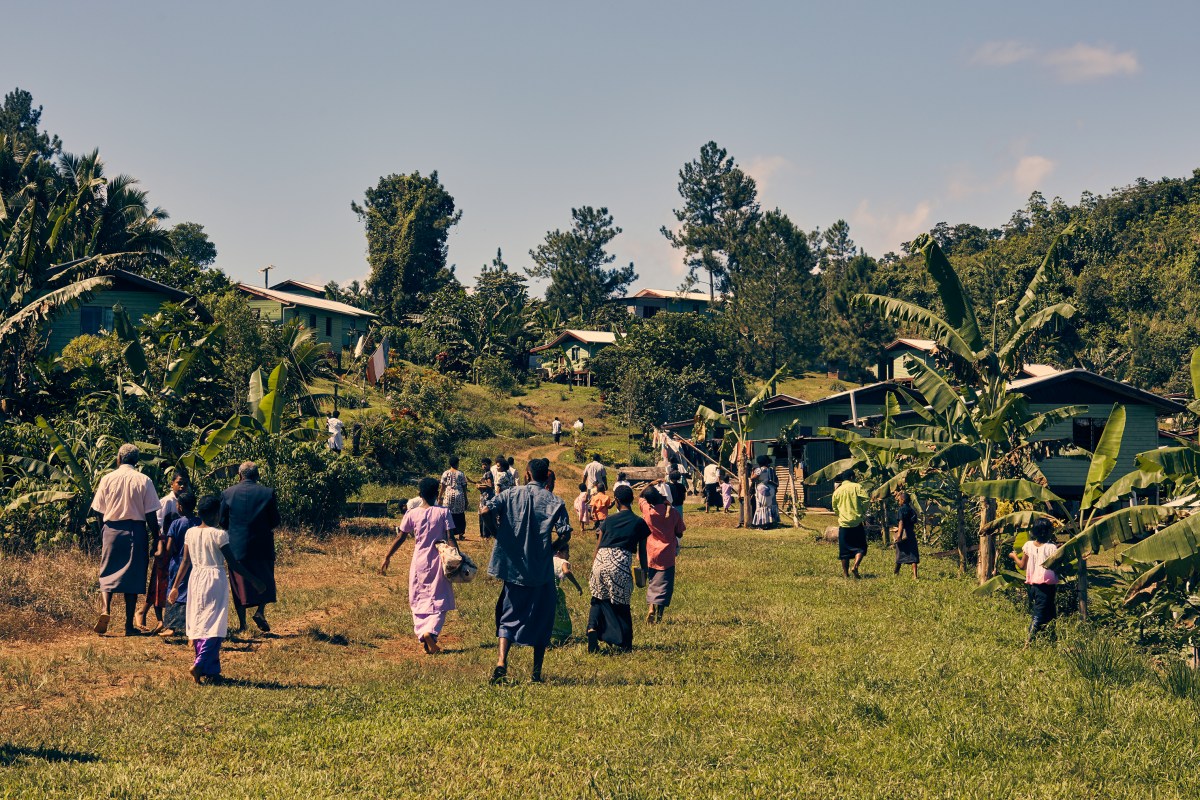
xmin=974 ymin=570 xmax=1025 ymax=596
xmin=1121 ymin=513 xmax=1200 ymax=565
xmin=112 ymin=305 xmax=149 ymax=377
xmin=902 ymin=356 xmax=965 ymax=420
xmin=981 ymin=509 xmax=1056 ymax=536
xmin=910 ymin=233 xmax=986 ymax=354
xmin=1081 ymin=404 xmax=1125 ymax=511
xmin=851 ymin=294 xmax=977 ymax=363
xmin=1093 ymin=468 xmax=1165 ymax=510
xmin=1044 ymin=505 xmax=1179 ymax=569
xmin=35 ymin=416 xmax=89 ymax=493
xmin=1137 ymin=447 xmax=1200 ymax=478
xmin=805 ymin=456 xmax=864 ymax=485
xmin=5 ymin=490 xmax=78 ymax=512
xmin=996 ymin=302 xmax=1076 ymax=367
xmin=1022 ymin=405 xmax=1088 ymax=436
xmin=960 ymin=478 xmax=1063 ymax=505
xmin=999 ymin=222 xmax=1076 ymax=351
xmin=1190 ymin=345 xmax=1200 ymax=403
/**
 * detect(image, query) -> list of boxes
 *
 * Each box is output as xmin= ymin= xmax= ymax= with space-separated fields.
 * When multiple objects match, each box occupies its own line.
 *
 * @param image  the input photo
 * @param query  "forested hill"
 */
xmin=856 ymin=170 xmax=1200 ymax=393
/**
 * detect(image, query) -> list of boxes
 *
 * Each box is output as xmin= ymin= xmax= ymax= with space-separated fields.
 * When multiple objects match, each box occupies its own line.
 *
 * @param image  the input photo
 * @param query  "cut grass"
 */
xmin=3 ymin=508 xmax=1200 ymax=797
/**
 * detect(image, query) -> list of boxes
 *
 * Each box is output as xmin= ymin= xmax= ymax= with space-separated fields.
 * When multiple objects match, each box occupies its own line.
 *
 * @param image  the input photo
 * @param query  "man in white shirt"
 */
xmin=327 ymin=411 xmax=345 ymax=452
xmin=551 ymin=417 xmax=563 ymax=444
xmin=90 ymin=444 xmax=161 ymax=636
xmin=582 ymin=454 xmax=607 ymax=492
xmin=702 ymin=461 xmax=721 ymax=512
xmin=573 ymin=418 xmax=584 ymax=433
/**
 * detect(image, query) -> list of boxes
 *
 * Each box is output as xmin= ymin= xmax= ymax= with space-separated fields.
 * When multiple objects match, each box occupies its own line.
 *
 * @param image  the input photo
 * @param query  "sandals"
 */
xmin=489 ymin=665 xmax=507 ymax=685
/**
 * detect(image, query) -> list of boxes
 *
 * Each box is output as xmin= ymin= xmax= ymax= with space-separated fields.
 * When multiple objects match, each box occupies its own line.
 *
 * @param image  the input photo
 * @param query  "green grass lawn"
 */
xmin=4 ymin=510 xmax=1200 ymax=798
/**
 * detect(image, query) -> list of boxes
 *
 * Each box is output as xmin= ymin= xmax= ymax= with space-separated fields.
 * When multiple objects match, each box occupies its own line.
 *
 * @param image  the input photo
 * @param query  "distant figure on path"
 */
xmin=667 ymin=470 xmax=688 ymax=517
xmin=573 ymin=417 xmax=585 ymax=434
xmin=892 ymin=490 xmax=920 ymax=579
xmin=573 ymin=482 xmax=592 ymax=531
xmin=91 ymin=444 xmax=161 ymax=636
xmin=167 ymin=495 xmax=265 ymax=684
xmin=589 ymin=482 xmax=614 ymax=533
xmin=484 ymin=457 xmax=572 ymax=684
xmin=219 ymin=461 xmax=281 ymax=633
xmin=615 ymin=472 xmax=631 ymax=493
xmin=719 ymin=475 xmax=735 ymax=513
xmin=639 ymin=485 xmax=685 ymax=624
xmin=587 ymin=485 xmax=649 ymax=652
xmin=380 ymin=478 xmax=457 ymax=654
xmin=327 ymin=411 xmax=345 ymax=452
xmin=438 ymin=455 xmax=468 ymax=541
xmin=138 ymin=469 xmax=188 ymax=633
xmin=702 ymin=461 xmax=721 ymax=512
xmin=750 ymin=455 xmax=779 ymax=529
xmin=832 ymin=471 xmax=869 ymax=579
xmin=1010 ymin=517 xmax=1059 ymax=645
xmin=552 ymin=416 xmax=563 ymax=444
xmin=477 ymin=458 xmax=497 ymax=539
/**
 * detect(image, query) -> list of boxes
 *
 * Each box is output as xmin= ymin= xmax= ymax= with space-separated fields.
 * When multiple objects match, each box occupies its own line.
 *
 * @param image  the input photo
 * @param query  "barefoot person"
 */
xmin=586 ymin=485 xmax=650 ymax=653
xmin=832 ymin=470 xmax=869 ymax=578
xmin=90 ymin=444 xmax=161 ymax=636
xmin=380 ymin=478 xmax=457 ymax=654
xmin=167 ymin=495 xmax=265 ymax=683
xmin=219 ymin=462 xmax=280 ymax=633
xmin=484 ymin=457 xmax=572 ymax=684
xmin=892 ymin=490 xmax=920 ymax=579
xmin=161 ymin=490 xmax=200 ymax=636
xmin=639 ymin=485 xmax=685 ymax=624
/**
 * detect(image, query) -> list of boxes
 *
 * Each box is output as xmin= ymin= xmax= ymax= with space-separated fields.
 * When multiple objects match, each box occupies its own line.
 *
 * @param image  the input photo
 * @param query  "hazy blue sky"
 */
xmin=4 ymin=1 xmax=1198 ymax=291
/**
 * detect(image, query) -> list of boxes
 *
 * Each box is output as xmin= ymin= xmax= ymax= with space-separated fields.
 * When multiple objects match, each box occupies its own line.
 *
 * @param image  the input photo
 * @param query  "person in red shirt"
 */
xmin=638 ymin=485 xmax=685 ymax=624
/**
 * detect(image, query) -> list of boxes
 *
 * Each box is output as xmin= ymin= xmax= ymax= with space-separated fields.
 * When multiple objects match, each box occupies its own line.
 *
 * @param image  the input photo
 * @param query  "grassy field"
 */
xmin=4 ymin=488 xmax=1200 ymax=798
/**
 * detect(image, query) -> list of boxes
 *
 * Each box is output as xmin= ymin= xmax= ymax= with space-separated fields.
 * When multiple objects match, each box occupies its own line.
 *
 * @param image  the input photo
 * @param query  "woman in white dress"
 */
xmin=167 ymin=495 xmax=265 ymax=683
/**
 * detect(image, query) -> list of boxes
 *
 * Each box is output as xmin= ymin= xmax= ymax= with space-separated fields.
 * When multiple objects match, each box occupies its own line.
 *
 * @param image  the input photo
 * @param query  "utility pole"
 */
xmin=260 ymin=264 xmax=275 ymax=288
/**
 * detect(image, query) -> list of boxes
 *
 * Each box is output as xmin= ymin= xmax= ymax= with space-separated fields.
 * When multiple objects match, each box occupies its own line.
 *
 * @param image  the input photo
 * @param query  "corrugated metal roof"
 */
xmin=629 ymin=288 xmax=715 ymax=302
xmin=237 ymin=283 xmax=378 ymax=318
xmin=270 ymin=279 xmax=326 ymax=294
xmin=530 ymin=329 xmax=619 ymax=352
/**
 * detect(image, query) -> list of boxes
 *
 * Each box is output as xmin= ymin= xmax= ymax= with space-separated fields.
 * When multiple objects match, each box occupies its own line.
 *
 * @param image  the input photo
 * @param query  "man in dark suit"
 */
xmin=220 ymin=461 xmax=281 ymax=633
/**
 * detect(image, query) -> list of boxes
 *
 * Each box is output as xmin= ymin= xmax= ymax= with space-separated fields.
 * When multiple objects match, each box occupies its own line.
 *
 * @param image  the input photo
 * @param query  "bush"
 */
xmin=1061 ymin=629 xmax=1147 ymax=685
xmin=1156 ymin=658 xmax=1200 ymax=703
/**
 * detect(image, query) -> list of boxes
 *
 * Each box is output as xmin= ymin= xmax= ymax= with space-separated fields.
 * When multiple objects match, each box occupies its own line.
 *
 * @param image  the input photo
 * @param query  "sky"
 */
xmin=4 ymin=1 xmax=1199 ymax=293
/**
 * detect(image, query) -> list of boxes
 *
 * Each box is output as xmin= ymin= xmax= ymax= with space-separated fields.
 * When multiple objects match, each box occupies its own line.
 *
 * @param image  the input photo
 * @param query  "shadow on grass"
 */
xmin=0 ymin=744 xmax=100 ymax=765
xmin=214 ymin=677 xmax=323 ymax=691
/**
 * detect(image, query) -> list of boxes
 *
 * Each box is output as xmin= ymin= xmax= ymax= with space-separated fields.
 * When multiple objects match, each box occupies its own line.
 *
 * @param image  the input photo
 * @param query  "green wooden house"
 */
xmin=529 ymin=329 xmax=618 ymax=386
xmin=613 ymin=288 xmax=714 ymax=319
xmin=237 ymin=282 xmax=378 ymax=354
xmin=730 ymin=369 xmax=1184 ymax=508
xmin=43 ymin=269 xmax=209 ymax=355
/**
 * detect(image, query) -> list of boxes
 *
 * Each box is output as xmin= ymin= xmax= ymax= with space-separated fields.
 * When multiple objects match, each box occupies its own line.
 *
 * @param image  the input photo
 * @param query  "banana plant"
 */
xmin=850 ymin=224 xmax=1080 ymax=581
xmin=694 ymin=365 xmax=788 ymax=527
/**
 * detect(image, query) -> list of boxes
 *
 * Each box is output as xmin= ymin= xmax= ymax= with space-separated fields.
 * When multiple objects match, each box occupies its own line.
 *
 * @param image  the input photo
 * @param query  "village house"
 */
xmin=529 ymin=329 xmax=618 ymax=386
xmin=237 ymin=280 xmax=377 ymax=356
xmin=612 ymin=288 xmax=714 ymax=319
xmin=43 ymin=268 xmax=211 ymax=355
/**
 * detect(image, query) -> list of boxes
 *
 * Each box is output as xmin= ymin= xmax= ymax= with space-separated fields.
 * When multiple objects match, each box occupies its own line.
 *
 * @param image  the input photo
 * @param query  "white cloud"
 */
xmin=971 ymin=40 xmax=1035 ymax=67
xmin=971 ymin=40 xmax=1139 ymax=83
xmin=744 ymin=155 xmax=792 ymax=200
xmin=1043 ymin=43 xmax=1139 ymax=82
xmin=1012 ymin=155 xmax=1055 ymax=193
xmin=851 ymin=200 xmax=933 ymax=254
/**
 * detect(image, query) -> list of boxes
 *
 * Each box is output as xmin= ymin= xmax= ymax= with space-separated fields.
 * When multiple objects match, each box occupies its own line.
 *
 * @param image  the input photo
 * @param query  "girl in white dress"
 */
xmin=167 ymin=495 xmax=264 ymax=683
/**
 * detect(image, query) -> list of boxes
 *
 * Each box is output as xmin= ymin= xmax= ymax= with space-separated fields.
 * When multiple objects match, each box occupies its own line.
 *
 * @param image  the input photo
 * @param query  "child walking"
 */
xmin=167 ymin=495 xmax=265 ymax=683
xmin=574 ymin=482 xmax=592 ymax=530
xmin=589 ymin=482 xmax=614 ymax=533
xmin=719 ymin=476 xmax=735 ymax=513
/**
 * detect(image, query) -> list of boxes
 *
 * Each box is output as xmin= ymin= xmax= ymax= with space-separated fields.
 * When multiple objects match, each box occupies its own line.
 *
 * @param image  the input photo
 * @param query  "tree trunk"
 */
xmin=956 ymin=492 xmax=968 ymax=575
xmin=976 ymin=497 xmax=997 ymax=584
xmin=739 ymin=444 xmax=751 ymax=528
xmin=880 ymin=497 xmax=891 ymax=547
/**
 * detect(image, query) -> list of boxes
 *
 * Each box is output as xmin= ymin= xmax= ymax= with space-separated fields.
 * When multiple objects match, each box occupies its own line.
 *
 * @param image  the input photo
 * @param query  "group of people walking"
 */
xmin=90 ymin=446 xmax=281 ymax=683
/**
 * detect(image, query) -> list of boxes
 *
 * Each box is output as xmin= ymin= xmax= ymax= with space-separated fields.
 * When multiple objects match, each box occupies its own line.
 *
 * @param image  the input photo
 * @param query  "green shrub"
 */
xmin=1156 ymin=658 xmax=1200 ymax=703
xmin=1061 ymin=629 xmax=1147 ymax=685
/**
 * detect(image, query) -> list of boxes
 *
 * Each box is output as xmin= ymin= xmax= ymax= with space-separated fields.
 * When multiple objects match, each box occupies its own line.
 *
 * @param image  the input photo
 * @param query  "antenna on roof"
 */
xmin=260 ymin=264 xmax=275 ymax=288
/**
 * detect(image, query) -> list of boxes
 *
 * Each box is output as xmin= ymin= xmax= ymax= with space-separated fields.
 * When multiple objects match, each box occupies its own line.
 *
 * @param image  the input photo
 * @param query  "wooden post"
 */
xmin=786 ymin=441 xmax=799 ymax=528
xmin=1077 ymin=558 xmax=1089 ymax=621
xmin=333 ymin=383 xmax=339 ymax=414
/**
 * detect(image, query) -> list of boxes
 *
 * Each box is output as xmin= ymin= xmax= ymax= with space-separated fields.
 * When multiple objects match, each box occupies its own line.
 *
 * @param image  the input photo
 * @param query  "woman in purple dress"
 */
xmin=380 ymin=477 xmax=457 ymax=654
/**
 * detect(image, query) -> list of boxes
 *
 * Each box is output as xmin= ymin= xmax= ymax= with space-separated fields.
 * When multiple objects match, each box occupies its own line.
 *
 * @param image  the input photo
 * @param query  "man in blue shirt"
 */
xmin=484 ymin=457 xmax=572 ymax=684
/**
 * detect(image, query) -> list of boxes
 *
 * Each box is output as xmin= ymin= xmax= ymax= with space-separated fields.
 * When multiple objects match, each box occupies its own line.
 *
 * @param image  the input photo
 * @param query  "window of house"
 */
xmin=644 ymin=306 xmax=659 ymax=318
xmin=80 ymin=306 xmax=114 ymax=335
xmin=308 ymin=313 xmax=317 ymax=329
xmin=1073 ymin=418 xmax=1108 ymax=451
xmin=325 ymin=316 xmax=332 ymax=337
xmin=569 ymin=346 xmax=581 ymax=362
xmin=827 ymin=414 xmax=851 ymax=460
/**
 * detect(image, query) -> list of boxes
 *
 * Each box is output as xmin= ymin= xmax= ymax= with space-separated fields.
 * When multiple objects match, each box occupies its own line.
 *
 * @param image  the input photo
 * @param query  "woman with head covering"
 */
xmin=586 ymin=485 xmax=650 ymax=653
xmin=380 ymin=477 xmax=457 ymax=654
xmin=750 ymin=454 xmax=779 ymax=530
xmin=638 ymin=485 xmax=685 ymax=624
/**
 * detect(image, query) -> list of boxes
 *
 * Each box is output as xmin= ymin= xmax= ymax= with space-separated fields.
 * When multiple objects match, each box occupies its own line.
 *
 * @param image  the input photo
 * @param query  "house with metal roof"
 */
xmin=613 ymin=288 xmax=715 ymax=319
xmin=529 ymin=329 xmax=618 ymax=386
xmin=43 ymin=268 xmax=211 ymax=355
xmin=237 ymin=282 xmax=377 ymax=353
